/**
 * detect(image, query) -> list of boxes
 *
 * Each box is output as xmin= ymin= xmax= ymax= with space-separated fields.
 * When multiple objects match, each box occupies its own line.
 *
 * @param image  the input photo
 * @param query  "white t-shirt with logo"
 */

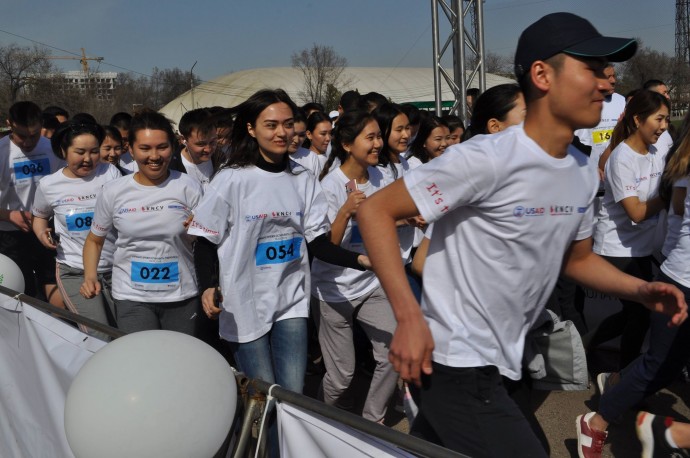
xmin=90 ymin=171 xmax=202 ymax=302
xmin=32 ymin=163 xmax=120 ymax=271
xmin=181 ymin=154 xmax=213 ymax=191
xmin=311 ymin=167 xmax=385 ymax=302
xmin=404 ymin=125 xmax=597 ymax=380
xmin=0 ymin=136 xmax=64 ymax=231
xmin=188 ymin=163 xmax=330 ymax=343
xmin=594 ymin=142 xmax=664 ymax=257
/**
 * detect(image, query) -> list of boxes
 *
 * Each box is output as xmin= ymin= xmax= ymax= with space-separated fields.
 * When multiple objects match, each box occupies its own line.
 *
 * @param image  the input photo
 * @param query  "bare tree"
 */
xmin=291 ymin=44 xmax=350 ymax=106
xmin=484 ymin=52 xmax=512 ymax=77
xmin=617 ymin=41 xmax=688 ymax=98
xmin=0 ymin=43 xmax=53 ymax=109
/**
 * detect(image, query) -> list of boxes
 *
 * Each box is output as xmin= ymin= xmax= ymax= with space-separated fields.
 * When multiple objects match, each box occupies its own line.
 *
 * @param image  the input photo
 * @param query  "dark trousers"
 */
xmin=599 ymin=271 xmax=690 ymax=422
xmin=410 ymin=363 xmax=548 ymax=458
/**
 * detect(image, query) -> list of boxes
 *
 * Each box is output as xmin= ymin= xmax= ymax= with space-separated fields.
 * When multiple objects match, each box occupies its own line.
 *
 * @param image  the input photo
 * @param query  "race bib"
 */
xmin=13 ymin=158 xmax=51 ymax=180
xmin=131 ymin=257 xmax=180 ymax=291
xmin=256 ymin=236 xmax=302 ymax=266
xmin=592 ymin=129 xmax=613 ymax=145
xmin=66 ymin=211 xmax=94 ymax=232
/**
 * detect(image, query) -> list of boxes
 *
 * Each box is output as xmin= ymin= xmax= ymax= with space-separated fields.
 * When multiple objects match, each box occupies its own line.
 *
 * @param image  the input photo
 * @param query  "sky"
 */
xmin=0 ymin=0 xmax=676 ymax=83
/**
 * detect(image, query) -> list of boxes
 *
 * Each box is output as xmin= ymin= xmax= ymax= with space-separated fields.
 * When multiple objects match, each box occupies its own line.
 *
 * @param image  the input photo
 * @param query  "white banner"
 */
xmin=0 ymin=299 xmax=106 ymax=458
xmin=277 ymin=403 xmax=415 ymax=458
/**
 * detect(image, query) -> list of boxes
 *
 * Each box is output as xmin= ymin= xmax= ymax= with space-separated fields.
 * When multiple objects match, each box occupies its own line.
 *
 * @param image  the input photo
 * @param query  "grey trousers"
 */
xmin=317 ymin=286 xmax=398 ymax=422
xmin=114 ymin=295 xmax=199 ymax=336
xmin=56 ymin=263 xmax=115 ymax=341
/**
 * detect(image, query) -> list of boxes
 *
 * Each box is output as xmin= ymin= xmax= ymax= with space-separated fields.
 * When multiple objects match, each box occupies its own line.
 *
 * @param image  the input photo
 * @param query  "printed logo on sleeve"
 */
xmin=425 ymin=183 xmax=449 ymax=213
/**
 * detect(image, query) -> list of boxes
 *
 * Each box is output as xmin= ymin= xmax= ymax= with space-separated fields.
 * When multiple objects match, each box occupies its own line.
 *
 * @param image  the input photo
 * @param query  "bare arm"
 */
xmin=32 ymin=215 xmax=57 ymax=250
xmin=358 ymin=179 xmax=434 ymax=385
xmin=80 ymin=232 xmax=106 ymax=298
xmin=563 ymin=237 xmax=687 ymax=326
xmin=619 ymin=195 xmax=665 ymax=224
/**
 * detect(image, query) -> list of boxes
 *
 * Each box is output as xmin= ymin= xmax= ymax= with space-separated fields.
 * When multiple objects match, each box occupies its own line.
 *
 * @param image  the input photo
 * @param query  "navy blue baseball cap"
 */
xmin=514 ymin=12 xmax=637 ymax=79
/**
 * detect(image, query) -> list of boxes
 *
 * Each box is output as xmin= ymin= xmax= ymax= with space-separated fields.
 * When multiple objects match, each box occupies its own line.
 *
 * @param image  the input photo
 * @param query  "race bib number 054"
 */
xmin=256 ymin=237 xmax=302 ymax=266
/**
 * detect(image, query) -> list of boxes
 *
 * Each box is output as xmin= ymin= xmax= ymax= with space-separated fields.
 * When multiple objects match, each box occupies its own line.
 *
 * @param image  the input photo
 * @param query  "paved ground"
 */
xmin=304 ymin=347 xmax=690 ymax=457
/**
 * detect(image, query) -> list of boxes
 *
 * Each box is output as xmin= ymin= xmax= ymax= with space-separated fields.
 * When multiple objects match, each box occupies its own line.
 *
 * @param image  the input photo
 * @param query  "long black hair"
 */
xmin=222 ymin=89 xmax=298 ymax=170
xmin=466 ymin=84 xmax=522 ymax=139
xmin=407 ymin=112 xmax=449 ymax=164
xmin=50 ymin=120 xmax=105 ymax=160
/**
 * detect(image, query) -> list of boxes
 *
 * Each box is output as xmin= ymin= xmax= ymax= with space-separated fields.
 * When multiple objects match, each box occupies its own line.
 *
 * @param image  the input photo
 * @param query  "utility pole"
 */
xmin=190 ymin=61 xmax=197 ymax=111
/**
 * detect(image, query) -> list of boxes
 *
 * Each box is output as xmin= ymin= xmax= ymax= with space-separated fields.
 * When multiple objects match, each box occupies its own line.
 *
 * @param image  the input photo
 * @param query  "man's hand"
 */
xmin=639 ymin=281 xmax=688 ymax=327
xmin=201 ymin=287 xmax=223 ymax=319
xmin=9 ymin=210 xmax=31 ymax=232
xmin=388 ymin=311 xmax=435 ymax=386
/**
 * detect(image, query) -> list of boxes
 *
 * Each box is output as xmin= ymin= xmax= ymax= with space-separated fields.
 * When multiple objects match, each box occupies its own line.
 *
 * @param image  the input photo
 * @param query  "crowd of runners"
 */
xmin=4 ymin=11 xmax=690 ymax=458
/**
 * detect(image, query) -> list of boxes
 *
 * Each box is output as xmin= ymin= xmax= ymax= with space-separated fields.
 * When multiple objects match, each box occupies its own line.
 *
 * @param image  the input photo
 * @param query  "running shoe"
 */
xmin=636 ymin=411 xmax=690 ymax=458
xmin=576 ymin=412 xmax=608 ymax=458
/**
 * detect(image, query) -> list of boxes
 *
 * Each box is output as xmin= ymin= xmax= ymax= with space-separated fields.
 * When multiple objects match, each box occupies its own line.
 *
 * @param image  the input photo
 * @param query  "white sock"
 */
xmin=666 ymin=427 xmax=679 ymax=449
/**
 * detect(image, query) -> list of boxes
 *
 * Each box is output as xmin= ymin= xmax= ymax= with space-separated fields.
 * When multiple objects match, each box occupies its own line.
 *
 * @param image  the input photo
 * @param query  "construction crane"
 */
xmin=47 ymin=48 xmax=104 ymax=74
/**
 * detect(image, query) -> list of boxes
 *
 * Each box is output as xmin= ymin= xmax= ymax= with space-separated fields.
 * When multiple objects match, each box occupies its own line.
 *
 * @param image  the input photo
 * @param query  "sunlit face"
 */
xmin=424 ymin=126 xmax=450 ymax=159
xmin=548 ymin=55 xmax=611 ymax=130
xmin=448 ymin=127 xmax=463 ymax=145
xmin=345 ymin=120 xmax=382 ymax=168
xmin=635 ymin=105 xmax=669 ymax=147
xmin=307 ymin=120 xmax=332 ymax=155
xmin=184 ymin=128 xmax=217 ymax=164
xmin=248 ymin=102 xmax=295 ymax=163
xmin=387 ymin=113 xmax=411 ymax=155
xmin=289 ymin=120 xmax=307 ymax=154
xmin=10 ymin=122 xmax=41 ymax=153
xmin=132 ymin=129 xmax=172 ymax=185
xmin=498 ymin=93 xmax=527 ymax=130
xmin=100 ymin=135 xmax=123 ymax=165
xmin=64 ymin=134 xmax=100 ymax=179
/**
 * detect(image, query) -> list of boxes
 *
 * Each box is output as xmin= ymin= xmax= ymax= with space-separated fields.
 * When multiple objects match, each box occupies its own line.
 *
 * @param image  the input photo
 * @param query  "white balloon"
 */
xmin=65 ymin=330 xmax=237 ymax=458
xmin=0 ymin=253 xmax=25 ymax=293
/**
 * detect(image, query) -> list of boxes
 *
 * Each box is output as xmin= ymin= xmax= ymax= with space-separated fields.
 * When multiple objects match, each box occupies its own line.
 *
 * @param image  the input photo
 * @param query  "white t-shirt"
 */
xmin=311 ymin=167 xmax=385 ymax=302
xmin=406 ymin=155 xmax=424 ymax=170
xmin=181 ymin=154 xmax=213 ymax=191
xmin=91 ymin=171 xmax=202 ymax=302
xmin=379 ymin=155 xmax=415 ymax=263
xmin=118 ymin=151 xmax=138 ymax=174
xmin=662 ymin=184 xmax=690 ymax=287
xmin=0 ymin=136 xmax=64 ymax=231
xmin=662 ymin=177 xmax=690 ymax=258
xmin=404 ymin=125 xmax=597 ymax=380
xmin=290 ymin=147 xmax=323 ymax=177
xmin=32 ymin=163 xmax=121 ymax=271
xmin=594 ymin=142 xmax=664 ymax=257
xmin=575 ymin=92 xmax=626 ymax=175
xmin=188 ymin=163 xmax=330 ymax=343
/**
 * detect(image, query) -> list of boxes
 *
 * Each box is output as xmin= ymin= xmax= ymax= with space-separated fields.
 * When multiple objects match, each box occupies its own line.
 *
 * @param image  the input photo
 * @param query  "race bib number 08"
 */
xmin=66 ymin=212 xmax=94 ymax=231
xmin=14 ymin=158 xmax=50 ymax=179
xmin=256 ymin=237 xmax=302 ymax=266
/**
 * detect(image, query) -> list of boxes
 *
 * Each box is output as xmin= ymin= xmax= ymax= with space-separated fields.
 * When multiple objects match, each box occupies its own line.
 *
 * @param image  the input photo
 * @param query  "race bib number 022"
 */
xmin=131 ymin=261 xmax=179 ymax=284
xmin=256 ymin=237 xmax=302 ymax=266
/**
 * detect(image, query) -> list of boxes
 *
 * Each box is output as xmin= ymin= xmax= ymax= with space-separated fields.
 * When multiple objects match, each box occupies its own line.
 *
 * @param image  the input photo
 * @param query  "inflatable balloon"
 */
xmin=0 ymin=253 xmax=25 ymax=294
xmin=65 ymin=330 xmax=237 ymax=458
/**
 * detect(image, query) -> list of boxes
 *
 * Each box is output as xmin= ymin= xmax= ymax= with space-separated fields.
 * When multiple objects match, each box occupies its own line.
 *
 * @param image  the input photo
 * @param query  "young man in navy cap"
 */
xmin=357 ymin=12 xmax=686 ymax=457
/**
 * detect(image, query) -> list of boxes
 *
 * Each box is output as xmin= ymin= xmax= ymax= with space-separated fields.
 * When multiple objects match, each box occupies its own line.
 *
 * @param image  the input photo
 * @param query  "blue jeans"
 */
xmin=599 ymin=271 xmax=690 ymax=422
xmin=228 ymin=317 xmax=307 ymax=458
xmin=228 ymin=317 xmax=307 ymax=393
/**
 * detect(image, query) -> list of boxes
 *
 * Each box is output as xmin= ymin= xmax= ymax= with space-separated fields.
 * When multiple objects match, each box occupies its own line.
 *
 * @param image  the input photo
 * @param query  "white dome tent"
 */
xmin=158 ymin=67 xmax=515 ymax=128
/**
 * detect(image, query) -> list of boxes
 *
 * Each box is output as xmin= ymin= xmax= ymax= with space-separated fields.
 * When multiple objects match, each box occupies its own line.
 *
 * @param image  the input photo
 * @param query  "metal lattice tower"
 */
xmin=677 ymin=0 xmax=690 ymax=65
xmin=430 ymin=0 xmax=486 ymax=117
